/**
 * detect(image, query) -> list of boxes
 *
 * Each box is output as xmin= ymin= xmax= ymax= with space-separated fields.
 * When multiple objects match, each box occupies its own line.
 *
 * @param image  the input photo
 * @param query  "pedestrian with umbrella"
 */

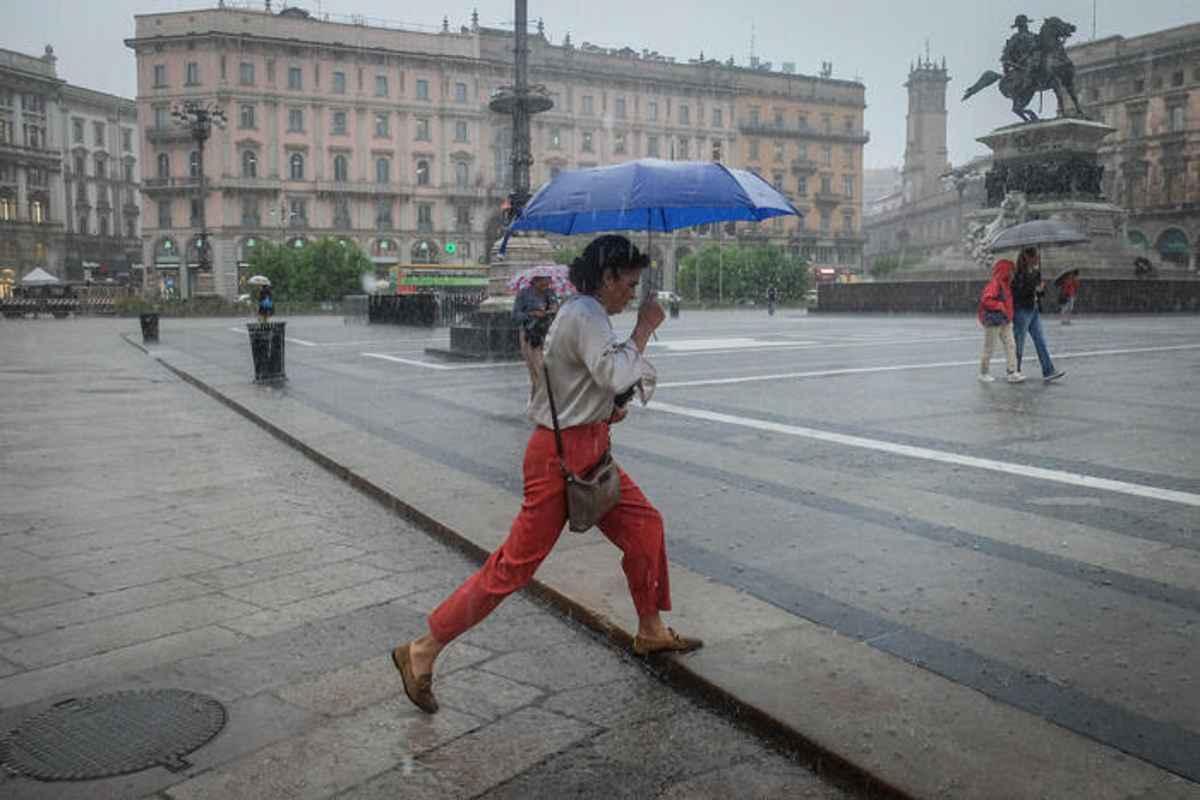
xmin=392 ymin=234 xmax=701 ymax=715
xmin=510 ymin=264 xmax=566 ymax=397
xmin=247 ymin=275 xmax=274 ymax=324
xmin=989 ymin=221 xmax=1080 ymax=383
xmin=1054 ymin=268 xmax=1080 ymax=324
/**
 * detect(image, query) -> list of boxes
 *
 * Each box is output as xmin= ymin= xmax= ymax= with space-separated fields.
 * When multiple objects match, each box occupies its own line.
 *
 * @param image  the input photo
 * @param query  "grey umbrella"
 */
xmin=989 ymin=219 xmax=1088 ymax=252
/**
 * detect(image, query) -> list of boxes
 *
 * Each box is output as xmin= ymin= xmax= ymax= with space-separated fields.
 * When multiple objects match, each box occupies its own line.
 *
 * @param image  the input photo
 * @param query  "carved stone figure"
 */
xmin=963 ymin=192 xmax=1029 ymax=266
xmin=963 ymin=16 xmax=1087 ymax=122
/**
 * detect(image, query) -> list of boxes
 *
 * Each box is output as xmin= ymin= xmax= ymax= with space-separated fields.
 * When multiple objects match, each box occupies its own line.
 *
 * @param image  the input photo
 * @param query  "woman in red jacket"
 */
xmin=977 ymin=258 xmax=1024 ymax=383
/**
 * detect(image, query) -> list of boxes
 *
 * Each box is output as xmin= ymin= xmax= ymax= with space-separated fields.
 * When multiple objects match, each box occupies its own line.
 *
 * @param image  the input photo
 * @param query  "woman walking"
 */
xmin=978 ymin=257 xmax=1023 ymax=383
xmin=1011 ymin=247 xmax=1066 ymax=383
xmin=392 ymin=235 xmax=702 ymax=714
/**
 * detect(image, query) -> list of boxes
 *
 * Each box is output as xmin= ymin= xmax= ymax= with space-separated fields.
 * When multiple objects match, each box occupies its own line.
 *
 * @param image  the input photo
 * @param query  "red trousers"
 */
xmin=428 ymin=421 xmax=671 ymax=644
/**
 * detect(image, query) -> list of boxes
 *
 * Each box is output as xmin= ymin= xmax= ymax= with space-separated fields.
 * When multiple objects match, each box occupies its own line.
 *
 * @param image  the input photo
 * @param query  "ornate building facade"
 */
xmin=0 ymin=46 xmax=65 ymax=296
xmin=126 ymin=5 xmax=867 ymax=298
xmin=1072 ymin=23 xmax=1200 ymax=271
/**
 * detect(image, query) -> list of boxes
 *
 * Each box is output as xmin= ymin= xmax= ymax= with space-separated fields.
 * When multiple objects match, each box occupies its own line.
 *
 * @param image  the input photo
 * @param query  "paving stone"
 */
xmin=479 ymin=638 xmax=636 ymax=692
xmin=0 ymin=576 xmax=85 ymax=616
xmin=54 ymin=550 xmax=234 ymax=594
xmin=542 ymin=674 xmax=697 ymax=730
xmin=185 ymin=525 xmax=359 ymax=563
xmin=435 ymin=666 xmax=544 ymax=721
xmin=475 ymin=747 xmax=664 ymax=800
xmin=190 ymin=544 xmax=367 ymax=590
xmin=219 ymin=561 xmax=393 ymax=609
xmin=0 ymin=577 xmax=213 ymax=636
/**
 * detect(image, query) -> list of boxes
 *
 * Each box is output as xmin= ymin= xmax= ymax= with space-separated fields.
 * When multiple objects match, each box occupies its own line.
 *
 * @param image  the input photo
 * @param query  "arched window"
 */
xmin=411 ymin=239 xmax=437 ymax=264
xmin=333 ymin=154 xmax=349 ymax=182
xmin=189 ymin=151 xmax=200 ymax=178
xmin=287 ymin=237 xmax=307 ymax=250
xmin=242 ymin=150 xmax=257 ymax=178
xmin=238 ymin=237 xmax=258 ymax=263
xmin=375 ymin=157 xmax=390 ymax=184
xmin=155 ymin=237 xmax=179 ymax=262
xmin=1156 ymin=228 xmax=1190 ymax=267
xmin=289 ymin=152 xmax=305 ymax=181
xmin=455 ymin=161 xmax=469 ymax=188
xmin=30 ymin=198 xmax=45 ymax=224
xmin=416 ymin=159 xmax=430 ymax=186
xmin=157 ymin=153 xmax=170 ymax=178
xmin=1127 ymin=230 xmax=1149 ymax=251
xmin=0 ymin=192 xmax=15 ymax=222
xmin=372 ymin=238 xmax=397 ymax=257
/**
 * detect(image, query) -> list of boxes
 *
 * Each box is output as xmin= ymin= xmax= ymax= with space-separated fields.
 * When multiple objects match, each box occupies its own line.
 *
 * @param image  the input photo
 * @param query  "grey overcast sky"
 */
xmin=2 ymin=0 xmax=1195 ymax=168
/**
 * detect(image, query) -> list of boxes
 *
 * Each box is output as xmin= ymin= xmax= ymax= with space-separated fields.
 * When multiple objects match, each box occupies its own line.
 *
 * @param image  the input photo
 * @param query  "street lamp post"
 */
xmin=171 ymin=101 xmax=226 ymax=296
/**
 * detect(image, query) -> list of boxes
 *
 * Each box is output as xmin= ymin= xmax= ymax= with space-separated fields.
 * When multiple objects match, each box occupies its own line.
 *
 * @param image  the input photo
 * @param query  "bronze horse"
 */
xmin=963 ymin=17 xmax=1086 ymax=122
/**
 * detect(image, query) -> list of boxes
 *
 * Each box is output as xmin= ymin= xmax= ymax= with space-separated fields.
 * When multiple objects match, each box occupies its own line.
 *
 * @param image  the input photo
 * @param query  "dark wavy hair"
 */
xmin=568 ymin=235 xmax=650 ymax=295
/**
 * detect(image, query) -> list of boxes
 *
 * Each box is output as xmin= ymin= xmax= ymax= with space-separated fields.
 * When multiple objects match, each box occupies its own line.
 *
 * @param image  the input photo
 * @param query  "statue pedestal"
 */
xmin=425 ymin=232 xmax=557 ymax=361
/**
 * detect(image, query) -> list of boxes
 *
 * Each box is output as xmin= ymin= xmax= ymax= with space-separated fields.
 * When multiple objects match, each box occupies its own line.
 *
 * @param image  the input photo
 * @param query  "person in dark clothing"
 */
xmin=257 ymin=285 xmax=274 ymax=323
xmin=1010 ymin=248 xmax=1066 ymax=383
xmin=512 ymin=275 xmax=558 ymax=397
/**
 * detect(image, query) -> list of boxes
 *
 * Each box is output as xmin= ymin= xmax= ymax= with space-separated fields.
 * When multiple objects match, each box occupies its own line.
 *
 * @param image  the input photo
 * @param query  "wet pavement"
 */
xmin=4 ymin=309 xmax=1199 ymax=798
xmin=0 ymin=318 xmax=854 ymax=800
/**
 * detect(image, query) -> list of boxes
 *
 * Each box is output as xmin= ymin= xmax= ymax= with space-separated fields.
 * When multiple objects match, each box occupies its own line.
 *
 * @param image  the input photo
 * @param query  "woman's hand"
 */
xmin=632 ymin=299 xmax=665 ymax=352
xmin=608 ymin=406 xmax=629 ymax=424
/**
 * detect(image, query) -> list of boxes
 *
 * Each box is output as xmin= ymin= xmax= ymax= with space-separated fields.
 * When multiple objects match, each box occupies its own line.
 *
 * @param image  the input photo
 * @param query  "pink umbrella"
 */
xmin=507 ymin=263 xmax=575 ymax=296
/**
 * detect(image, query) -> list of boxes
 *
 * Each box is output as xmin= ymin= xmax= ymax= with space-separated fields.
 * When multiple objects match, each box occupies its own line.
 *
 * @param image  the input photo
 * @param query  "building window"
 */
xmin=333 ymin=71 xmax=346 ymax=94
xmin=288 ymin=108 xmax=304 ymax=132
xmin=797 ymin=176 xmax=807 ymax=196
xmin=242 ymin=150 xmax=257 ymax=178
xmin=648 ymin=100 xmax=658 ymax=121
xmin=333 ymin=196 xmax=351 ymax=228
xmin=678 ymin=137 xmax=689 ymax=159
xmin=241 ymin=197 xmax=259 ymax=227
xmin=582 ymin=95 xmax=594 ymax=115
xmin=185 ymin=62 xmax=200 ymax=86
xmin=375 ymin=113 xmax=390 ymax=138
xmin=72 ymin=118 xmax=84 ymax=143
xmin=711 ymin=139 xmax=722 ymax=161
xmin=375 ymin=75 xmax=389 ymax=97
xmin=0 ymin=193 xmax=14 ymax=222
xmin=415 ymin=118 xmax=431 ymax=141
xmin=122 ymin=128 xmax=132 ymax=152
xmin=455 ymin=82 xmax=468 ymax=103
xmin=820 ymin=209 xmax=831 ymax=233
xmin=332 ymin=111 xmax=347 ymax=135
xmin=1129 ymin=109 xmax=1145 ymax=138
xmin=156 ymin=200 xmax=171 ymax=229
xmin=416 ymin=203 xmax=433 ymax=233
xmin=843 ymin=175 xmax=854 ymax=197
xmin=647 ymin=135 xmax=659 ymax=157
xmin=1168 ymin=105 xmax=1187 ymax=133
xmin=153 ymin=64 xmax=167 ymax=87
xmin=582 ymin=131 xmax=594 ymax=152
xmin=416 ymin=79 xmax=429 ymax=100
xmin=615 ymin=97 xmax=626 ymax=118
xmin=550 ymin=165 xmax=561 ymax=180
xmin=822 ymin=145 xmax=833 ymax=165
xmin=72 ymin=154 xmax=86 ymax=175
xmin=240 ymin=62 xmax=255 ymax=85
xmin=416 ymin=159 xmax=430 ymax=186
xmin=239 ymin=104 xmax=255 ymax=129
xmin=288 ymin=66 xmax=303 ymax=90
xmin=614 ymin=132 xmax=626 ymax=154
xmin=289 ymin=152 xmax=305 ymax=181
xmin=749 ymin=139 xmax=759 ymax=160
xmin=153 ymin=106 xmax=168 ymax=129
xmin=842 ymin=211 xmax=854 ymax=232
xmin=456 ymin=205 xmax=471 ymax=231
xmin=713 ymin=108 xmax=723 ymax=128
xmin=774 ymin=141 xmax=784 ymax=162
xmin=455 ymin=121 xmax=469 ymax=142
xmin=680 ymin=104 xmax=690 ymax=125
xmin=549 ymin=127 xmax=561 ymax=148
xmin=188 ymin=151 xmax=200 ymax=178
xmin=375 ymin=200 xmax=393 ymax=230
xmin=820 ymin=175 xmax=832 ymax=194
xmin=333 ymin=154 xmax=349 ymax=182
xmin=157 ymin=153 xmax=169 ymax=178
xmin=123 ymin=160 xmax=134 ymax=182
xmin=289 ymin=198 xmax=307 ymax=225
xmin=93 ymin=121 xmax=105 ymax=147
xmin=455 ymin=161 xmax=469 ymax=188
xmin=189 ymin=198 xmax=202 ymax=226
xmin=375 ymin=157 xmax=390 ymax=183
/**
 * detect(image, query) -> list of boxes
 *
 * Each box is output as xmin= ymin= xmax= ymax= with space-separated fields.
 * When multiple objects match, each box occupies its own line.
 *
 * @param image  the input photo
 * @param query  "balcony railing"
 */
xmin=739 ymin=122 xmax=870 ymax=144
xmin=145 ymin=128 xmax=194 ymax=144
xmin=791 ymin=158 xmax=818 ymax=174
xmin=143 ymin=177 xmax=201 ymax=192
xmin=813 ymin=191 xmax=849 ymax=205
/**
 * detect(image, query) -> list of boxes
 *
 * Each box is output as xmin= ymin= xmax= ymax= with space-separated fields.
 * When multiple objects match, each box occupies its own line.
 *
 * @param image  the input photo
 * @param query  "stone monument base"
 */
xmin=424 ymin=232 xmax=557 ymax=361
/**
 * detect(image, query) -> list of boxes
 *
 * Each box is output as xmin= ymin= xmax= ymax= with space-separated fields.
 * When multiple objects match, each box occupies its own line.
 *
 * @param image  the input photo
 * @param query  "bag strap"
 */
xmin=542 ymin=364 xmax=571 ymax=477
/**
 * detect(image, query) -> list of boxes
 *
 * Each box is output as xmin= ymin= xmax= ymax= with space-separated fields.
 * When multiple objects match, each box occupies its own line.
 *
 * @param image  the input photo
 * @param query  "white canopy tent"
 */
xmin=20 ymin=268 xmax=60 ymax=287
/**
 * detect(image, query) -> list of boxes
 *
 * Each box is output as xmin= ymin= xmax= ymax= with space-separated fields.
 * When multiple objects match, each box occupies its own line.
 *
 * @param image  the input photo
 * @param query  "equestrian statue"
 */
xmin=963 ymin=15 xmax=1087 ymax=122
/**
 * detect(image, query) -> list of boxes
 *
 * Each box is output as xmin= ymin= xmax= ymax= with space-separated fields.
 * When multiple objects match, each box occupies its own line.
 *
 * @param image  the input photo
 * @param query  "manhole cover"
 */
xmin=0 ymin=689 xmax=226 ymax=781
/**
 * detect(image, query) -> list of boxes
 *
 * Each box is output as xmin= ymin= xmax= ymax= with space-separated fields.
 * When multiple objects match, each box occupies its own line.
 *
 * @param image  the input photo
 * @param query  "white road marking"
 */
xmin=648 ymin=400 xmax=1200 ymax=508
xmin=658 ymin=342 xmax=1200 ymax=388
xmin=287 ymin=337 xmax=317 ymax=347
xmin=654 ymin=337 xmax=812 ymax=351
xmin=361 ymin=352 xmax=520 ymax=370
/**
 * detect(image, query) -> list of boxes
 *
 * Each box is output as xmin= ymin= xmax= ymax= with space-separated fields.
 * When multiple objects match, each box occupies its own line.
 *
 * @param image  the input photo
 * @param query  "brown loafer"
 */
xmin=392 ymin=643 xmax=438 ymax=714
xmin=633 ymin=627 xmax=704 ymax=656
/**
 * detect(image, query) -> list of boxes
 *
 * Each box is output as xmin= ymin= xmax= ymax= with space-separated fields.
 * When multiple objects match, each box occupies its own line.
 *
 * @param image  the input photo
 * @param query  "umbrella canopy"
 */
xmin=503 ymin=159 xmax=800 ymax=245
xmin=506 ymin=264 xmax=575 ymax=295
xmin=20 ymin=267 xmax=60 ymax=287
xmin=247 ymin=275 xmax=271 ymax=286
xmin=989 ymin=220 xmax=1088 ymax=252
xmin=1053 ymin=267 xmax=1081 ymax=284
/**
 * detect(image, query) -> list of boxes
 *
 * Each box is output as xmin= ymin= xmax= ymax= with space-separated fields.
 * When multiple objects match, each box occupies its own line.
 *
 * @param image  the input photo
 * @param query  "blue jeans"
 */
xmin=1013 ymin=306 xmax=1056 ymax=376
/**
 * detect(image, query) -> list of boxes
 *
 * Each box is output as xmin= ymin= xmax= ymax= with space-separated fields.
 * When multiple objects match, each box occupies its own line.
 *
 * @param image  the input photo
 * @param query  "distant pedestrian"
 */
xmin=978 ymin=257 xmax=1022 ymax=383
xmin=766 ymin=284 xmax=778 ymax=316
xmin=512 ymin=274 xmax=558 ymax=398
xmin=1011 ymin=248 xmax=1066 ymax=383
xmin=257 ymin=285 xmax=274 ymax=323
xmin=392 ymin=234 xmax=701 ymax=715
xmin=1057 ymin=270 xmax=1079 ymax=325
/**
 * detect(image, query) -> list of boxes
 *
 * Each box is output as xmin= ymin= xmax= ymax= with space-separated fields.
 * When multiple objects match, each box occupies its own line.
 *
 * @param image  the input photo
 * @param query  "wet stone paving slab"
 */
xmin=0 ymin=319 xmax=854 ymax=799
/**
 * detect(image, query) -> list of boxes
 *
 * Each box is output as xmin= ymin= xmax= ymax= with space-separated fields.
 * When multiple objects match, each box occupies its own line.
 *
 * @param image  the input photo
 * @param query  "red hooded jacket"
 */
xmin=978 ymin=259 xmax=1015 ymax=326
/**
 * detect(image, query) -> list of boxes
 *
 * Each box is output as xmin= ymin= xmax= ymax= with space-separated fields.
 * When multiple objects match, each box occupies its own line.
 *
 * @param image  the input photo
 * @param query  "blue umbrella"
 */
xmin=503 ymin=159 xmax=799 ymax=244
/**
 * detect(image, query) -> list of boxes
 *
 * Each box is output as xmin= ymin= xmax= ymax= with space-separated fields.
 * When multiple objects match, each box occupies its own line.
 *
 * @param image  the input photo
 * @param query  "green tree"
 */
xmin=676 ymin=244 xmax=809 ymax=304
xmin=248 ymin=237 xmax=373 ymax=302
xmin=551 ymin=245 xmax=582 ymax=266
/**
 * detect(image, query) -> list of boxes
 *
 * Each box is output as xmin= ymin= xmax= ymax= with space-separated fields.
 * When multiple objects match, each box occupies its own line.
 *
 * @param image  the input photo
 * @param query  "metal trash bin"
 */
xmin=669 ymin=300 xmax=680 ymax=319
xmin=139 ymin=313 xmax=159 ymax=343
xmin=246 ymin=321 xmax=287 ymax=383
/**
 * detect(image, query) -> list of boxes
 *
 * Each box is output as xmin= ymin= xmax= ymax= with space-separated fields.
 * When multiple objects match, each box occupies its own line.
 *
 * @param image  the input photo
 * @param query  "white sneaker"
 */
xmin=978 ymin=373 xmax=996 ymax=383
xmin=1007 ymin=372 xmax=1027 ymax=383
